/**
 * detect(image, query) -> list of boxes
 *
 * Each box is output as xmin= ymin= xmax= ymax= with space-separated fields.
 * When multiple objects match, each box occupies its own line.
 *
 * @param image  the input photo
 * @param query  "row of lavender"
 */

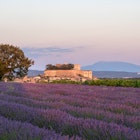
xmin=0 ymin=93 xmax=139 ymax=130
xmin=1 ymin=83 xmax=139 ymax=112
xmin=0 ymin=115 xmax=80 ymax=140
xmin=0 ymin=82 xmax=140 ymax=140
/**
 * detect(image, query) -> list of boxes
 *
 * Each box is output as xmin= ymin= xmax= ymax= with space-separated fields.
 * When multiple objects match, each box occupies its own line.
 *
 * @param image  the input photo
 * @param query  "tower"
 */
xmin=73 ymin=64 xmax=80 ymax=70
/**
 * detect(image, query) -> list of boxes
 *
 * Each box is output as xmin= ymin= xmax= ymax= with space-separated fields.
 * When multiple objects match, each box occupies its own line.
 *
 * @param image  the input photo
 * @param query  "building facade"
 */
xmin=44 ymin=64 xmax=93 ymax=82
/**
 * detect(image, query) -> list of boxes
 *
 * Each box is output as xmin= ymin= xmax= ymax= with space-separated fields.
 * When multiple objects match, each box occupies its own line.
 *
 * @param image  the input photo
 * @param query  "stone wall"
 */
xmin=81 ymin=71 xmax=93 ymax=79
xmin=73 ymin=64 xmax=80 ymax=70
xmin=44 ymin=70 xmax=77 ymax=77
xmin=44 ymin=70 xmax=92 ymax=79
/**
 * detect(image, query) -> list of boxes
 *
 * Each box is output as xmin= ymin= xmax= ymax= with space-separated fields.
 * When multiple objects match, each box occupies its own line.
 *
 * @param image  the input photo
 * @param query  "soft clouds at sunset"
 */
xmin=0 ymin=0 xmax=140 ymax=69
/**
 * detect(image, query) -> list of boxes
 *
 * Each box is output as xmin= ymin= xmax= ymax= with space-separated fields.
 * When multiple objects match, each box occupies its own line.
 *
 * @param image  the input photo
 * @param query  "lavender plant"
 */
xmin=0 ymin=82 xmax=140 ymax=140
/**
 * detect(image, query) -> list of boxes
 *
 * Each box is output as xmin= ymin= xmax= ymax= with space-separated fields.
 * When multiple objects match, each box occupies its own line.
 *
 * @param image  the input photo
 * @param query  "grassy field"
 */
xmin=0 ymin=82 xmax=140 ymax=140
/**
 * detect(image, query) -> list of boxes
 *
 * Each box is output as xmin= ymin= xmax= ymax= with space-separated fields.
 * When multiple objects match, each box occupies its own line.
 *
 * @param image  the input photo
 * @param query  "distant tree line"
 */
xmin=46 ymin=64 xmax=74 ymax=70
xmin=84 ymin=79 xmax=140 ymax=88
xmin=47 ymin=78 xmax=140 ymax=88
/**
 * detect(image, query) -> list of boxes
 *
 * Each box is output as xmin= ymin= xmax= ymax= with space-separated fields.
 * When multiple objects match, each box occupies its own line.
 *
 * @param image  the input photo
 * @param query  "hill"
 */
xmin=93 ymin=71 xmax=140 ymax=78
xmin=82 ymin=61 xmax=140 ymax=72
xmin=28 ymin=70 xmax=43 ymax=77
xmin=28 ymin=69 xmax=140 ymax=79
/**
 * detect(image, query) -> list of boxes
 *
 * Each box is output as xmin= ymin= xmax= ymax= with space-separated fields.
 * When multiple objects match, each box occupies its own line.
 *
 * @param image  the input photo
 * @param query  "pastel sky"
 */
xmin=0 ymin=0 xmax=140 ymax=70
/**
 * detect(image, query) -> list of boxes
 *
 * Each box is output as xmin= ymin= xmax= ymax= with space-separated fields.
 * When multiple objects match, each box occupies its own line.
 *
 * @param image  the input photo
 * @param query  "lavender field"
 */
xmin=0 ymin=82 xmax=140 ymax=140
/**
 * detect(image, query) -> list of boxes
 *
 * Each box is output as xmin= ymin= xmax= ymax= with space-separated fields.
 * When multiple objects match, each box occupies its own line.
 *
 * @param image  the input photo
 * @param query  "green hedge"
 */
xmin=51 ymin=79 xmax=81 ymax=84
xmin=84 ymin=79 xmax=140 ymax=87
xmin=40 ymin=78 xmax=140 ymax=88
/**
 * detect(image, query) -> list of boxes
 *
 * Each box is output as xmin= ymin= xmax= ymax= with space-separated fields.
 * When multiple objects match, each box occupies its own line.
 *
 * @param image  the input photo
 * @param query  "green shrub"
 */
xmin=84 ymin=79 xmax=140 ymax=87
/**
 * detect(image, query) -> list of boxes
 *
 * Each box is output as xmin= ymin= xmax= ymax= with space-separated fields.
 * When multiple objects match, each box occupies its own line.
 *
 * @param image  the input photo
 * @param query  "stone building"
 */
xmin=44 ymin=64 xmax=93 ymax=82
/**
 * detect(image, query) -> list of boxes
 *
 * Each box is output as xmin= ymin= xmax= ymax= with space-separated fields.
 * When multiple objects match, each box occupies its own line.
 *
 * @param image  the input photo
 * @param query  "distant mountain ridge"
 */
xmin=28 ymin=61 xmax=140 ymax=78
xmin=93 ymin=71 xmax=140 ymax=78
xmin=28 ymin=70 xmax=43 ymax=77
xmin=82 ymin=61 xmax=140 ymax=72
xmin=28 ymin=70 xmax=140 ymax=79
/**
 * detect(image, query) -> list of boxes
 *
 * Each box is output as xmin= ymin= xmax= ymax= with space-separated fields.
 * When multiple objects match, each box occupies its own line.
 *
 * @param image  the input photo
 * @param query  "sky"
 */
xmin=0 ymin=0 xmax=140 ymax=70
